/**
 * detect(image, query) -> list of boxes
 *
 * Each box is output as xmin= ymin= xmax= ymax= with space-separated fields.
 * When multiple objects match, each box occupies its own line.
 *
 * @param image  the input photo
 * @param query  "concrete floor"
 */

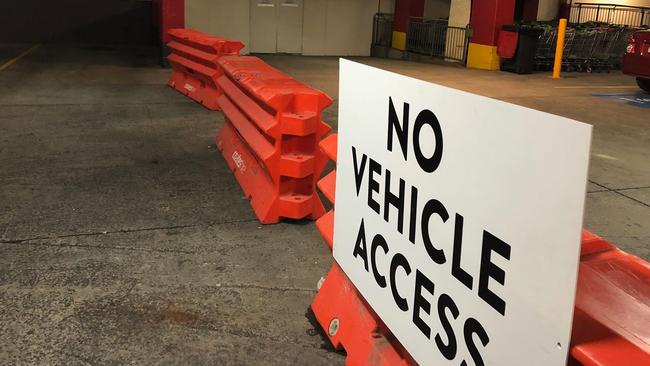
xmin=0 ymin=44 xmax=648 ymax=365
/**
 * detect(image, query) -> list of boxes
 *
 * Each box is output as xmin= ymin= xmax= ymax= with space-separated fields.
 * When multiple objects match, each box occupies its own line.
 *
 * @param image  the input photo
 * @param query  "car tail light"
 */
xmin=626 ymin=36 xmax=636 ymax=54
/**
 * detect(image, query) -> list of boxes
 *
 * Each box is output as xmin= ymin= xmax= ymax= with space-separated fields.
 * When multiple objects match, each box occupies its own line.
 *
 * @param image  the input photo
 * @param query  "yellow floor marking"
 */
xmin=0 ymin=44 xmax=41 ymax=72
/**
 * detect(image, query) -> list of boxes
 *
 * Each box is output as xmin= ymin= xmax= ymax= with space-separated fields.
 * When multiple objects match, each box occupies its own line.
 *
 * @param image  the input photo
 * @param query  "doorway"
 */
xmin=250 ymin=0 xmax=304 ymax=54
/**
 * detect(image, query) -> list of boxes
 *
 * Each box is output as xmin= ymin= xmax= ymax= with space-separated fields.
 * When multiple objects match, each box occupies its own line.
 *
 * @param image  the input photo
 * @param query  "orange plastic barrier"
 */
xmin=570 ymin=231 xmax=650 ymax=366
xmin=311 ymin=134 xmax=650 ymax=365
xmin=167 ymin=29 xmax=244 ymax=110
xmin=215 ymin=56 xmax=332 ymax=224
xmin=311 ymin=133 xmax=415 ymax=366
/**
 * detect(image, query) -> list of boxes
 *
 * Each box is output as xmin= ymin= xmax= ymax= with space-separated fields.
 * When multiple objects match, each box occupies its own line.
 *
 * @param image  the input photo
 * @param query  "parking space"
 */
xmin=593 ymin=92 xmax=650 ymax=108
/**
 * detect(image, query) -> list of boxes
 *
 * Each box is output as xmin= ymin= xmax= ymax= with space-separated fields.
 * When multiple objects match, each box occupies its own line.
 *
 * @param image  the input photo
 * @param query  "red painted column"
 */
xmin=153 ymin=0 xmax=185 ymax=44
xmin=470 ymin=0 xmax=515 ymax=46
xmin=522 ymin=0 xmax=540 ymax=21
xmin=392 ymin=0 xmax=424 ymax=50
xmin=154 ymin=0 xmax=184 ymax=65
xmin=467 ymin=0 xmax=515 ymax=70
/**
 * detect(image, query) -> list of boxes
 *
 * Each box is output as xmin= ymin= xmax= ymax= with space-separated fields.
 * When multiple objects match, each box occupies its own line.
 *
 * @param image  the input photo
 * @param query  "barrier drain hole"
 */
xmin=328 ymin=318 xmax=339 ymax=336
xmin=556 ymin=342 xmax=562 ymax=350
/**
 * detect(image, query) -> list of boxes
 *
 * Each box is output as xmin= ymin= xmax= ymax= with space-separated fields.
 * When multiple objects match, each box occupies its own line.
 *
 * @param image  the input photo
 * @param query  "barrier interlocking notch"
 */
xmin=311 ymin=135 xmax=650 ymax=365
xmin=215 ymin=56 xmax=332 ymax=224
xmin=167 ymin=29 xmax=244 ymax=110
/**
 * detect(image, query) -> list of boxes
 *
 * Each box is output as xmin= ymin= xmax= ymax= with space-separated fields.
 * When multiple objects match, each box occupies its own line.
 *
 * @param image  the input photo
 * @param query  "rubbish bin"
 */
xmin=499 ymin=25 xmax=544 ymax=74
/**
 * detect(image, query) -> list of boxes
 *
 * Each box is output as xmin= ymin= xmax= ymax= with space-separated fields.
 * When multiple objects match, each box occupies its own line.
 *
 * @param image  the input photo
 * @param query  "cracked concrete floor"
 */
xmin=1 ymin=44 xmax=649 ymax=365
xmin=0 ymin=44 xmax=340 ymax=366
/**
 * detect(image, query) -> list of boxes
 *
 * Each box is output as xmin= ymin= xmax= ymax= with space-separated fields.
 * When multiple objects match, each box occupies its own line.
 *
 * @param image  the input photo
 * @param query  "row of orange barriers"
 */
xmin=167 ymin=29 xmax=244 ymax=110
xmin=166 ymin=29 xmax=650 ymax=365
xmin=167 ymin=29 xmax=331 ymax=223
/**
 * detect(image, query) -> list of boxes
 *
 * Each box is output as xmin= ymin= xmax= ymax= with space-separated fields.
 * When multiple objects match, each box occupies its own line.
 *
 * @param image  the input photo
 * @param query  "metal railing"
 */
xmin=570 ymin=3 xmax=650 ymax=27
xmin=372 ymin=13 xmax=394 ymax=47
xmin=406 ymin=18 xmax=469 ymax=63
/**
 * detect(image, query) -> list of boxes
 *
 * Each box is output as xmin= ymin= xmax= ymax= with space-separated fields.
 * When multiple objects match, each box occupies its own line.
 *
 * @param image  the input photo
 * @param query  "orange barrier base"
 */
xmin=168 ymin=68 xmax=220 ymax=110
xmin=311 ymin=229 xmax=650 ymax=366
xmin=570 ymin=231 xmax=650 ymax=365
xmin=312 ymin=263 xmax=415 ymax=366
xmin=310 ymin=132 xmax=416 ymax=365
xmin=216 ymin=123 xmax=326 ymax=224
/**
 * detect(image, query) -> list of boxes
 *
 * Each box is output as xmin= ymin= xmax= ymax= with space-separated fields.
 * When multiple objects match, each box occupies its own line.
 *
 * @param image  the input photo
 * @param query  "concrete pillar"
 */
xmin=537 ymin=0 xmax=559 ymax=21
xmin=392 ymin=0 xmax=424 ymax=50
xmin=448 ymin=0 xmax=471 ymax=26
xmin=444 ymin=0 xmax=470 ymax=61
xmin=466 ymin=0 xmax=515 ymax=70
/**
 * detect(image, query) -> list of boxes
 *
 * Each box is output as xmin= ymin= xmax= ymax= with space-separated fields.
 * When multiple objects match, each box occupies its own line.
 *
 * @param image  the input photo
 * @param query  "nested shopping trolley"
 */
xmin=535 ymin=25 xmax=638 ymax=72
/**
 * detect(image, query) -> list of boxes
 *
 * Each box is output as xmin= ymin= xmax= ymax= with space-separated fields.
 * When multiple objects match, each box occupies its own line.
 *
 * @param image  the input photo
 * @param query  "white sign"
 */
xmin=333 ymin=60 xmax=592 ymax=366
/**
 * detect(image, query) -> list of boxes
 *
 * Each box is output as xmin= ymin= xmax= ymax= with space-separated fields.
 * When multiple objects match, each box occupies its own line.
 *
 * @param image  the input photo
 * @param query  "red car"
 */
xmin=623 ymin=30 xmax=650 ymax=93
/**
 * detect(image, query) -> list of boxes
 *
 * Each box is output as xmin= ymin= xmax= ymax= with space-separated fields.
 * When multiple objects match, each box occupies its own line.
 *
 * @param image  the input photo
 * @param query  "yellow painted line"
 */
xmin=554 ymin=85 xmax=638 ymax=89
xmin=0 ymin=44 xmax=40 ymax=72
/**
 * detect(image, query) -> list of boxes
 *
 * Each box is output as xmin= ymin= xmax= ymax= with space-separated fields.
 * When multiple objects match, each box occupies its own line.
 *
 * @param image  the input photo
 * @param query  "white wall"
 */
xmin=379 ymin=0 xmax=395 ymax=13
xmin=537 ymin=0 xmax=559 ymax=21
xmin=185 ymin=0 xmax=251 ymax=54
xmin=302 ymin=0 xmax=379 ymax=56
xmin=186 ymin=0 xmax=383 ymax=56
xmin=302 ymin=0 xmax=328 ymax=54
xmin=445 ymin=0 xmax=470 ymax=60
xmin=448 ymin=0 xmax=471 ymax=26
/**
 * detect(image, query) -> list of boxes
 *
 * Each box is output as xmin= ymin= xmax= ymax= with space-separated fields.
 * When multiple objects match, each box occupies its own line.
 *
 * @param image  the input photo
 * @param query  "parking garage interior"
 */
xmin=0 ymin=0 xmax=648 ymax=364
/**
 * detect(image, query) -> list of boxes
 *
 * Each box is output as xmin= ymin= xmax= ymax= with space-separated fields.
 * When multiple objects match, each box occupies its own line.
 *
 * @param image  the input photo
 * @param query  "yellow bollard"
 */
xmin=553 ymin=19 xmax=568 ymax=79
